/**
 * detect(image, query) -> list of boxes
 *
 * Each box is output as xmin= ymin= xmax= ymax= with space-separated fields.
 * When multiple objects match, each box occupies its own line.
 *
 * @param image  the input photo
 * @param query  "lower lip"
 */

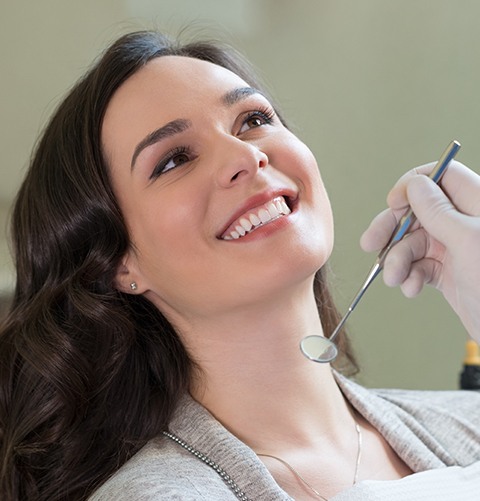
xmin=221 ymin=210 xmax=295 ymax=243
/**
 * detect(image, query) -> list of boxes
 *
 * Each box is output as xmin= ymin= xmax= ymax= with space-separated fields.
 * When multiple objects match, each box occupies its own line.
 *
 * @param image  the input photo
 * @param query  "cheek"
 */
xmin=276 ymin=135 xmax=330 ymax=208
xmin=274 ymin=132 xmax=319 ymax=176
xmin=117 ymin=187 xmax=178 ymax=261
xmin=129 ymin=213 xmax=208 ymax=319
xmin=130 ymin=199 xmax=201 ymax=270
xmin=283 ymin=138 xmax=334 ymax=253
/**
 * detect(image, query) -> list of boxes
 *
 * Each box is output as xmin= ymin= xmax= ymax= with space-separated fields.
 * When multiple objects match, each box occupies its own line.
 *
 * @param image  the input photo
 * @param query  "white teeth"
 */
xmin=267 ymin=202 xmax=280 ymax=218
xmin=281 ymin=199 xmax=291 ymax=214
xmin=240 ymin=218 xmax=253 ymax=232
xmin=222 ymin=196 xmax=292 ymax=240
xmin=259 ymin=208 xmax=271 ymax=224
xmin=235 ymin=225 xmax=246 ymax=236
xmin=249 ymin=213 xmax=261 ymax=226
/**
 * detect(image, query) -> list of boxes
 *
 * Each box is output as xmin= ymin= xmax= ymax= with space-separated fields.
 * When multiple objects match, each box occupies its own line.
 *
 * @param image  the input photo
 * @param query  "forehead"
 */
xmin=106 ymin=55 xmax=250 ymax=117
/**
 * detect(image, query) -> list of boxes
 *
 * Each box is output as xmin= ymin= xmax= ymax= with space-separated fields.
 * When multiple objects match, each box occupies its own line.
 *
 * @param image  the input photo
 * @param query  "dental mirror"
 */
xmin=300 ymin=140 xmax=461 ymax=364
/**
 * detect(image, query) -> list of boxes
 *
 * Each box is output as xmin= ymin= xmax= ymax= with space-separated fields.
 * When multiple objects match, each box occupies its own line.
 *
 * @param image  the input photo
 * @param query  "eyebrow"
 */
xmin=131 ymin=87 xmax=263 ymax=169
xmin=131 ymin=118 xmax=191 ymax=169
xmin=222 ymin=86 xmax=262 ymax=106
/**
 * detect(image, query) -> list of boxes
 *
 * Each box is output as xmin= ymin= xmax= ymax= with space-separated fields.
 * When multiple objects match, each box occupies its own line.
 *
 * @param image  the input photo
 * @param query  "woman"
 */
xmin=0 ymin=30 xmax=479 ymax=501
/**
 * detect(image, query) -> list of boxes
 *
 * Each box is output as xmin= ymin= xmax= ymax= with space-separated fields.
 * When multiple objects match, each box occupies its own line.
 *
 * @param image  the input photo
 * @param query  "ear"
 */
xmin=114 ymin=250 xmax=146 ymax=294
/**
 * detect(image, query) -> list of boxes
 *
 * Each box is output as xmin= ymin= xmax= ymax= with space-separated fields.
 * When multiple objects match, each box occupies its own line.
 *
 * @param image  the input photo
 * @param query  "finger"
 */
xmin=399 ymin=258 xmax=442 ymax=298
xmin=360 ymin=204 xmax=424 ymax=253
xmin=361 ymin=160 xmax=479 ymax=253
xmin=382 ymin=229 xmax=431 ymax=287
xmin=399 ymin=264 xmax=426 ymax=297
xmin=438 ymin=161 xmax=480 ymax=216
xmin=388 ymin=161 xmax=480 ymax=216
xmin=406 ymin=175 xmax=468 ymax=247
xmin=360 ymin=209 xmax=397 ymax=252
xmin=386 ymin=162 xmax=436 ymax=210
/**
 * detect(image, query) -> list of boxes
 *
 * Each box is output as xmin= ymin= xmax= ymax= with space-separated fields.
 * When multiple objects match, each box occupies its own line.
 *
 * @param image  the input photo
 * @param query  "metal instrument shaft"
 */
xmin=328 ymin=139 xmax=461 ymax=344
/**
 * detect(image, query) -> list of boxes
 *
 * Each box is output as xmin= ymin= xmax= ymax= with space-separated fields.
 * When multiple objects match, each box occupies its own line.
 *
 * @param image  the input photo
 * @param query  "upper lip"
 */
xmin=216 ymin=188 xmax=298 ymax=239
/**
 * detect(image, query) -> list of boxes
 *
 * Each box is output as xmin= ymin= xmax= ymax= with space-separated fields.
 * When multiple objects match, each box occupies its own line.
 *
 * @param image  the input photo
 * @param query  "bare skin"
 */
xmin=103 ymin=55 xmax=412 ymax=499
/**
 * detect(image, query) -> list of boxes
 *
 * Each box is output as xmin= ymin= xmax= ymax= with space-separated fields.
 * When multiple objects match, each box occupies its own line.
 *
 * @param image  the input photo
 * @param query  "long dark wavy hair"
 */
xmin=0 ymin=30 xmax=357 ymax=500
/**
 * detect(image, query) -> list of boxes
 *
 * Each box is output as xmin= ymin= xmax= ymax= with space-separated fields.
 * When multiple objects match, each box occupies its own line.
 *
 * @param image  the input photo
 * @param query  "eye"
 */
xmin=238 ymin=107 xmax=275 ymax=134
xmin=150 ymin=146 xmax=193 ymax=179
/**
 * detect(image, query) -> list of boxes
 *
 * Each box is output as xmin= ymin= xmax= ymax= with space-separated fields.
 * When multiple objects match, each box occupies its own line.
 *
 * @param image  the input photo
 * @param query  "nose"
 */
xmin=215 ymin=137 xmax=268 ymax=188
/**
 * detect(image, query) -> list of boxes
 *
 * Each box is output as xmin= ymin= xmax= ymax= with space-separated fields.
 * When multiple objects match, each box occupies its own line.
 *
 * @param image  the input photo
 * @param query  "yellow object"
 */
xmin=464 ymin=340 xmax=480 ymax=366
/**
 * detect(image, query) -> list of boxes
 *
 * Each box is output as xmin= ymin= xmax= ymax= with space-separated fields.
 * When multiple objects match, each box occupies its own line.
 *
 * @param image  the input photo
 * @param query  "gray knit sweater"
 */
xmin=89 ymin=375 xmax=480 ymax=500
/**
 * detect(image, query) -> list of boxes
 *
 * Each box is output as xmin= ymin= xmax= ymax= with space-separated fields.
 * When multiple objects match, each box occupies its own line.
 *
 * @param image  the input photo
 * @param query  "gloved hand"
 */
xmin=360 ymin=161 xmax=480 ymax=342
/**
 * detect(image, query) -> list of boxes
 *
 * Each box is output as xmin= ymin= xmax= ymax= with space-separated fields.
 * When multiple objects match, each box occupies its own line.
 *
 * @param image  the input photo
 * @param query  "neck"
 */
xmin=186 ymin=283 xmax=355 ymax=453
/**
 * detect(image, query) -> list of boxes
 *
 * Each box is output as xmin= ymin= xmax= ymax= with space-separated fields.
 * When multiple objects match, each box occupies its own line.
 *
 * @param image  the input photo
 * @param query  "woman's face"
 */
xmin=102 ymin=55 xmax=333 ymax=327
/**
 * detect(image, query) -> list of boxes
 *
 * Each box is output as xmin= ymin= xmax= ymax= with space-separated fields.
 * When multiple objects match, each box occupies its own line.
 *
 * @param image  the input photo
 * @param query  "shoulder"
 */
xmin=336 ymin=373 xmax=480 ymax=467
xmin=88 ymin=435 xmax=238 ymax=501
xmin=370 ymin=386 xmax=480 ymax=465
xmin=373 ymin=386 xmax=480 ymax=426
xmin=337 ymin=371 xmax=480 ymax=430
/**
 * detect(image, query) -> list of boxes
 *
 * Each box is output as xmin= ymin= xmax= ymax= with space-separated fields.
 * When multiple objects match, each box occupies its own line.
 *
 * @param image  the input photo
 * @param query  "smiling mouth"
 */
xmin=220 ymin=196 xmax=292 ymax=240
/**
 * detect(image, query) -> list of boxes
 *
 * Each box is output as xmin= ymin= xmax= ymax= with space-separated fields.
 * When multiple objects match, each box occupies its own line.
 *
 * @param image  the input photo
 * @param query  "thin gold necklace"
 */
xmin=257 ymin=421 xmax=362 ymax=501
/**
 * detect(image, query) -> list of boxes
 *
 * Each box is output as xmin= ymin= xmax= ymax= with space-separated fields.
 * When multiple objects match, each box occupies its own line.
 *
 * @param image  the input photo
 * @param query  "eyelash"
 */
xmin=149 ymin=106 xmax=276 ymax=180
xmin=240 ymin=106 xmax=276 ymax=131
xmin=150 ymin=146 xmax=193 ymax=180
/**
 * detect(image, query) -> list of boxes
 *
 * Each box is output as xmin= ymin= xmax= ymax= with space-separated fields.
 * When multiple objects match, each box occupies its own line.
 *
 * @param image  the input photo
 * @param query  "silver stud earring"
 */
xmin=130 ymin=282 xmax=138 ymax=291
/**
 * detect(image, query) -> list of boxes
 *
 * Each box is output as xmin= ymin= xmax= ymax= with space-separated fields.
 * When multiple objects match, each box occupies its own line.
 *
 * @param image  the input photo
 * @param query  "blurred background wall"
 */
xmin=2 ymin=0 xmax=479 ymax=390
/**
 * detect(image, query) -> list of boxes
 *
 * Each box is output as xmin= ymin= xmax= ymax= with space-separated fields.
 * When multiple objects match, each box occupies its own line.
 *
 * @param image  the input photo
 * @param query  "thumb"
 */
xmin=406 ymin=175 xmax=463 ymax=246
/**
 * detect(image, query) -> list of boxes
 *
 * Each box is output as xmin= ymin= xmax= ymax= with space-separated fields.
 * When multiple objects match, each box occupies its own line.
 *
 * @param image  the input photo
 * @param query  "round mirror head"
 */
xmin=300 ymin=335 xmax=338 ymax=363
